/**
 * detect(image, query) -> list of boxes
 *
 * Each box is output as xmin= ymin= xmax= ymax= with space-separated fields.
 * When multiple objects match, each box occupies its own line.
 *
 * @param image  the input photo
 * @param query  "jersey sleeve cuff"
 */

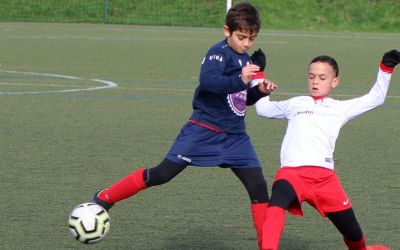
xmin=253 ymin=71 xmax=265 ymax=80
xmin=380 ymin=61 xmax=394 ymax=73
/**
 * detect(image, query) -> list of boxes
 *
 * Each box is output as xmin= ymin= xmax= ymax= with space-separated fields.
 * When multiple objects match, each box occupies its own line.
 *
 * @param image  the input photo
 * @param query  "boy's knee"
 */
xmin=269 ymin=180 xmax=297 ymax=209
xmin=145 ymin=159 xmax=187 ymax=186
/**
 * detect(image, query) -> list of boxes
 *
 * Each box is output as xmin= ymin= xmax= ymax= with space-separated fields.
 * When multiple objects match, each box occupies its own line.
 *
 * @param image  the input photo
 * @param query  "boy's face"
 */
xmin=223 ymin=26 xmax=257 ymax=54
xmin=307 ymin=62 xmax=340 ymax=97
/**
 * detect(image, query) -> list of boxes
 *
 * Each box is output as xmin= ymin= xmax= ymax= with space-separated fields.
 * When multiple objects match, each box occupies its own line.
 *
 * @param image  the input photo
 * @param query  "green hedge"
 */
xmin=0 ymin=0 xmax=399 ymax=32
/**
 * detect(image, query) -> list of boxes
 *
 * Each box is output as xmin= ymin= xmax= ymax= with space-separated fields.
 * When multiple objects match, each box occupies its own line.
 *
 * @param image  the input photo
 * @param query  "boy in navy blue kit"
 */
xmin=90 ymin=2 xmax=274 ymax=248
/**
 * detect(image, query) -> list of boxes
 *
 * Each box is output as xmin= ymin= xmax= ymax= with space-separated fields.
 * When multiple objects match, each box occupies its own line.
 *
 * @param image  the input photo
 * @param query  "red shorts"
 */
xmin=274 ymin=166 xmax=352 ymax=217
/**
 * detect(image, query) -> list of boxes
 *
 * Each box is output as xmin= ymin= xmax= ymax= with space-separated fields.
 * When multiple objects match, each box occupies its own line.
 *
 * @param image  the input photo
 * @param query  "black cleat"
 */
xmin=92 ymin=190 xmax=114 ymax=211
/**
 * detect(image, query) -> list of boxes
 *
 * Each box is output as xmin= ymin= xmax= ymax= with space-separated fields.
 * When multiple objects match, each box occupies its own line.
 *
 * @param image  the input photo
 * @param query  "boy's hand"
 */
xmin=241 ymin=64 xmax=260 ymax=84
xmin=251 ymin=48 xmax=266 ymax=71
xmin=382 ymin=50 xmax=400 ymax=68
xmin=258 ymin=79 xmax=277 ymax=94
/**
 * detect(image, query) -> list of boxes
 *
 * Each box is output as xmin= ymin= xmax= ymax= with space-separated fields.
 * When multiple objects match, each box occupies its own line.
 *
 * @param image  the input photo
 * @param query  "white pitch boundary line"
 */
xmin=0 ymin=70 xmax=118 ymax=95
xmin=2 ymin=33 xmax=398 ymax=43
xmin=1 ymin=24 xmax=399 ymax=41
xmin=114 ymin=86 xmax=400 ymax=99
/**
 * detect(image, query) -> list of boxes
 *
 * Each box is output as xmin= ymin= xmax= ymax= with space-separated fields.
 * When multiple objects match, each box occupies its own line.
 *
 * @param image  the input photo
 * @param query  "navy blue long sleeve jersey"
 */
xmin=189 ymin=39 xmax=266 ymax=134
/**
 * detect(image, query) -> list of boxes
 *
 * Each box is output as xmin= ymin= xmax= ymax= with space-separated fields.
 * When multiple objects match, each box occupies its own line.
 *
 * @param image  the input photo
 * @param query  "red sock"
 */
xmin=344 ymin=234 xmax=367 ymax=250
xmin=251 ymin=203 xmax=268 ymax=250
xmin=99 ymin=168 xmax=148 ymax=204
xmin=262 ymin=206 xmax=286 ymax=250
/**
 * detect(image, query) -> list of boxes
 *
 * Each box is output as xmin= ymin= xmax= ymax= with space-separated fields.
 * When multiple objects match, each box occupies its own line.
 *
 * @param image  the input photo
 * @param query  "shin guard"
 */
xmin=262 ymin=206 xmax=286 ymax=250
xmin=99 ymin=168 xmax=148 ymax=204
xmin=251 ymin=203 xmax=268 ymax=249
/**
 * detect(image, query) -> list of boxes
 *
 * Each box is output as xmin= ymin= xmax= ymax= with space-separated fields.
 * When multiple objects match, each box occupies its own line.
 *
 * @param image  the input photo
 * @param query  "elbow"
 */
xmin=254 ymin=97 xmax=271 ymax=117
xmin=373 ymin=95 xmax=386 ymax=107
xmin=377 ymin=99 xmax=385 ymax=106
xmin=255 ymin=103 xmax=264 ymax=116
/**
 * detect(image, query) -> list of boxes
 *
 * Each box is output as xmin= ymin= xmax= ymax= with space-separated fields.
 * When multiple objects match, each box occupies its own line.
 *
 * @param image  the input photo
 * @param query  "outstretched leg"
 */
xmin=326 ymin=209 xmax=390 ymax=250
xmin=94 ymin=159 xmax=187 ymax=209
xmin=327 ymin=208 xmax=365 ymax=250
xmin=232 ymin=168 xmax=269 ymax=249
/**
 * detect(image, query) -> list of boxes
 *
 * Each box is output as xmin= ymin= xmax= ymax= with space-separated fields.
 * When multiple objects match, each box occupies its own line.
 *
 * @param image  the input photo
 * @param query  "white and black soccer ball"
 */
xmin=68 ymin=202 xmax=110 ymax=244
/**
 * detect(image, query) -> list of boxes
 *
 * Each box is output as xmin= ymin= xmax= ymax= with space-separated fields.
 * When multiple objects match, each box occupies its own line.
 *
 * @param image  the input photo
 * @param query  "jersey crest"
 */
xmin=227 ymin=90 xmax=247 ymax=116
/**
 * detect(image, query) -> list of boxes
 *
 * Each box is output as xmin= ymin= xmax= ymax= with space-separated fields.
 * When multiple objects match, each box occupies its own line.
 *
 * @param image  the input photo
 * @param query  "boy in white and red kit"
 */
xmin=255 ymin=50 xmax=399 ymax=250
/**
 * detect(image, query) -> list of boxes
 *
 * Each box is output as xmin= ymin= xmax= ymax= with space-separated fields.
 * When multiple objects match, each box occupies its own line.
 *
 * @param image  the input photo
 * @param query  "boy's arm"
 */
xmin=200 ymin=62 xmax=246 ymax=94
xmin=248 ymin=48 xmax=283 ymax=115
xmin=340 ymin=50 xmax=399 ymax=120
xmin=199 ymin=50 xmax=258 ymax=94
xmin=246 ymin=85 xmax=269 ymax=105
xmin=247 ymin=78 xmax=277 ymax=105
xmin=255 ymin=96 xmax=289 ymax=119
xmin=246 ymin=48 xmax=271 ymax=105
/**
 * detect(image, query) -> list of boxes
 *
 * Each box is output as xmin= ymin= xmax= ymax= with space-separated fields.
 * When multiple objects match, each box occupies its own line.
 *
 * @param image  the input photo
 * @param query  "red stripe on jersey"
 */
xmin=188 ymin=119 xmax=224 ymax=133
xmin=380 ymin=61 xmax=394 ymax=73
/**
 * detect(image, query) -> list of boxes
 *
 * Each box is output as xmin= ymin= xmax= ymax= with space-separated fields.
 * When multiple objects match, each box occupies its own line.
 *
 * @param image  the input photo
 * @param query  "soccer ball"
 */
xmin=68 ymin=202 xmax=110 ymax=244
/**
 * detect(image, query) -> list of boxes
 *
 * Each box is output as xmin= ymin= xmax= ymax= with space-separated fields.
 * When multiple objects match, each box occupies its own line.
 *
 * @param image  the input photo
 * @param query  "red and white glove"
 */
xmin=250 ymin=48 xmax=267 ymax=87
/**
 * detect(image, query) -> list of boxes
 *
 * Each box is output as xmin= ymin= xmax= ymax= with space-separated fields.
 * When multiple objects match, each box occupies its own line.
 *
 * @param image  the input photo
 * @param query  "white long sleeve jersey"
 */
xmin=255 ymin=67 xmax=392 ymax=170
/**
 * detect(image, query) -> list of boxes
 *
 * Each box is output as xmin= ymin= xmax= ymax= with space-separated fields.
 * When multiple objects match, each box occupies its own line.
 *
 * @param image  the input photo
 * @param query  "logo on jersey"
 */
xmin=227 ymin=90 xmax=247 ymax=116
xmin=207 ymin=54 xmax=223 ymax=62
xmin=295 ymin=110 xmax=314 ymax=116
xmin=177 ymin=154 xmax=192 ymax=163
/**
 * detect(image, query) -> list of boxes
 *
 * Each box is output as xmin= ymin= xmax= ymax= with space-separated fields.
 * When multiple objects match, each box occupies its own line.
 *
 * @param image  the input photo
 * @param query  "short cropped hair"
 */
xmin=225 ymin=2 xmax=261 ymax=34
xmin=310 ymin=55 xmax=339 ymax=77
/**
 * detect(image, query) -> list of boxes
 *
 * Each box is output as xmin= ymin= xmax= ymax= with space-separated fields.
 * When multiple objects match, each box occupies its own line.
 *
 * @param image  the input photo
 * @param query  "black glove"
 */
xmin=382 ymin=50 xmax=400 ymax=68
xmin=251 ymin=48 xmax=266 ymax=71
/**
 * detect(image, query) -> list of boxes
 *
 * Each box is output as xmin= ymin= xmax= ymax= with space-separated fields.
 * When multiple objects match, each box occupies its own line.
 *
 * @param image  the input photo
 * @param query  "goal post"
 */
xmin=103 ymin=0 xmax=108 ymax=24
xmin=226 ymin=0 xmax=232 ymax=13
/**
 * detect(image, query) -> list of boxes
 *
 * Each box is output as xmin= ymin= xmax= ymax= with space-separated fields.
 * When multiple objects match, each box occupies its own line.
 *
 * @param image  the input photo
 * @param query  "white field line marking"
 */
xmin=0 ymin=70 xmax=117 ymax=95
xmin=3 ymin=22 xmax=399 ymax=39
xmin=274 ymin=92 xmax=400 ymax=99
xmin=0 ymin=34 xmax=289 ymax=44
xmin=1 ymin=29 xmax=399 ymax=43
xmin=2 ymin=33 xmax=398 ymax=43
xmin=1 ymin=25 xmax=399 ymax=41
xmin=115 ymin=86 xmax=400 ymax=99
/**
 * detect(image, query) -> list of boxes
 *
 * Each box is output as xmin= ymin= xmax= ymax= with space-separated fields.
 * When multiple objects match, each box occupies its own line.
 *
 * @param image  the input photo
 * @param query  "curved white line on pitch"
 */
xmin=0 ymin=70 xmax=118 ymax=95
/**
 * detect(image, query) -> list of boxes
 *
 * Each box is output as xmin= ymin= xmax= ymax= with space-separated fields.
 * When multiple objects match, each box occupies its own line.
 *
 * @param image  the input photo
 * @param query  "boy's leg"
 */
xmin=262 ymin=179 xmax=297 ymax=250
xmin=250 ymin=203 xmax=268 ymax=249
xmin=327 ymin=208 xmax=365 ymax=250
xmin=327 ymin=209 xmax=390 ymax=250
xmin=94 ymin=159 xmax=187 ymax=208
xmin=232 ymin=168 xmax=269 ymax=250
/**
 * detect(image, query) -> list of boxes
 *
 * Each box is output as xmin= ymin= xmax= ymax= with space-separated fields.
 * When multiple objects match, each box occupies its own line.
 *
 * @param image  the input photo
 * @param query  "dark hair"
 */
xmin=225 ymin=2 xmax=261 ymax=34
xmin=309 ymin=55 xmax=339 ymax=77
